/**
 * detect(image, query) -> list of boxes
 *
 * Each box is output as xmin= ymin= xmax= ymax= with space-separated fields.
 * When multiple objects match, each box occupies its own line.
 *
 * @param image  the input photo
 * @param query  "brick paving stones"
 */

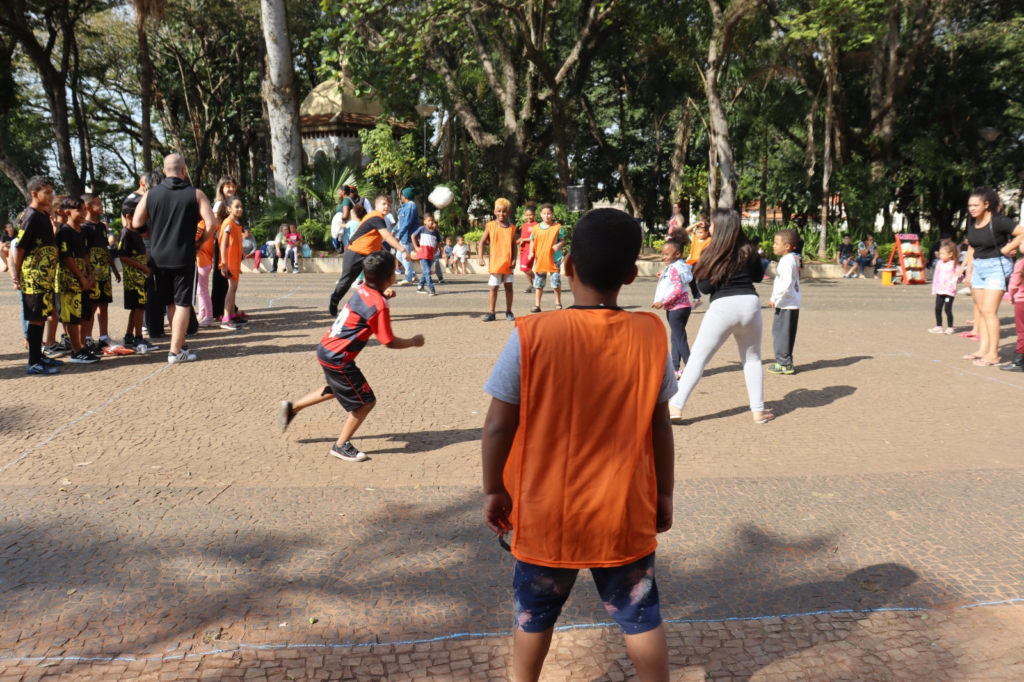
xmin=1 ymin=272 xmax=1022 ymax=680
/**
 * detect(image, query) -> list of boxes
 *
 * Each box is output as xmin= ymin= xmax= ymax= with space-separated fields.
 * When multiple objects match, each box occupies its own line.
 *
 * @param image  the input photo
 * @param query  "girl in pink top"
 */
xmin=929 ymin=240 xmax=961 ymax=334
xmin=1001 ymin=257 xmax=1024 ymax=372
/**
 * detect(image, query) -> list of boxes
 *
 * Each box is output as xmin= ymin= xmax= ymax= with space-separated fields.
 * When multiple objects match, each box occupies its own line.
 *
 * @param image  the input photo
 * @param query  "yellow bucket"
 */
xmin=881 ymin=269 xmax=895 ymax=286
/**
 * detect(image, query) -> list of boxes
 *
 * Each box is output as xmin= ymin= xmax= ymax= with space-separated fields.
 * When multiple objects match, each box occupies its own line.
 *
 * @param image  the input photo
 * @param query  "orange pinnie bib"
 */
xmin=505 ymin=308 xmax=667 ymax=568
xmin=196 ymin=221 xmax=214 ymax=268
xmin=486 ymin=221 xmax=516 ymax=274
xmin=221 ymin=217 xmax=244 ymax=281
xmin=532 ymin=222 xmax=562 ymax=274
xmin=686 ymin=236 xmax=710 ymax=265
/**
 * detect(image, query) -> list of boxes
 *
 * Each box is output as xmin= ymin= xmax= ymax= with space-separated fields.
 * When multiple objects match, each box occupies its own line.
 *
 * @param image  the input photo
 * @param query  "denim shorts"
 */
xmin=512 ymin=552 xmax=661 ymax=635
xmin=533 ymin=271 xmax=561 ymax=290
xmin=971 ymin=256 xmax=1013 ymax=291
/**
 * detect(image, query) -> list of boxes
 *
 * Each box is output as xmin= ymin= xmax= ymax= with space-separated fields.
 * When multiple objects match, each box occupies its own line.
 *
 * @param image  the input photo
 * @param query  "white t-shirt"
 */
xmin=331 ymin=212 xmax=346 ymax=240
xmin=453 ymin=243 xmax=469 ymax=259
xmin=771 ymin=252 xmax=801 ymax=309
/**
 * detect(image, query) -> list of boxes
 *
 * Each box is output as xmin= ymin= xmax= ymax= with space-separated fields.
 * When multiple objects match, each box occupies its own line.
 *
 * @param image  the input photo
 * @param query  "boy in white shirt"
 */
xmin=767 ymin=229 xmax=801 ymax=375
xmin=452 ymin=236 xmax=469 ymax=274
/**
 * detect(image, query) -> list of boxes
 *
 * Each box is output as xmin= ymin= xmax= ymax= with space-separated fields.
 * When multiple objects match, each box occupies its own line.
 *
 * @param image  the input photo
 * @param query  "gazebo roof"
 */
xmin=300 ymin=77 xmax=386 ymax=118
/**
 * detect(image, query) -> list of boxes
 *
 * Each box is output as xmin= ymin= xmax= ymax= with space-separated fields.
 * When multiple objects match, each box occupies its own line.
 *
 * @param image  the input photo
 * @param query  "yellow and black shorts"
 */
xmin=58 ymin=290 xmax=93 ymax=324
xmin=22 ymin=291 xmax=55 ymax=323
xmin=88 ymin=279 xmax=114 ymax=305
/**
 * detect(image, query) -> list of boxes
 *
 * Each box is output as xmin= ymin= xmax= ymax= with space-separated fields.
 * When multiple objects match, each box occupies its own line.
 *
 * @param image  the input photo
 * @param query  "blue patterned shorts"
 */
xmin=512 ymin=552 xmax=661 ymax=635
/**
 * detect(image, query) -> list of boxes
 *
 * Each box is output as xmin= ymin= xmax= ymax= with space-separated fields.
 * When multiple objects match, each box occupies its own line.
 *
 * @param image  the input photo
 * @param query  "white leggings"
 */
xmin=670 ymin=294 xmax=764 ymax=413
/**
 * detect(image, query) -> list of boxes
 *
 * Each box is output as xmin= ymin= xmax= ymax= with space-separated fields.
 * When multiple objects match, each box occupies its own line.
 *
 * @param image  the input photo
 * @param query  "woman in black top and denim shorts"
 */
xmin=669 ymin=209 xmax=773 ymax=424
xmin=962 ymin=187 xmax=1024 ymax=367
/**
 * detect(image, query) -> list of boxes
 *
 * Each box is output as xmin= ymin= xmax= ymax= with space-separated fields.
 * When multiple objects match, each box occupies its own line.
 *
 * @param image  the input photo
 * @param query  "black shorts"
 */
xmin=88 ymin=280 xmax=114 ymax=305
xmin=58 ymin=291 xmax=92 ymax=324
xmin=22 ymin=291 xmax=55 ymax=323
xmin=154 ymin=264 xmax=196 ymax=307
xmin=124 ymin=287 xmax=147 ymax=311
xmin=321 ymin=363 xmax=377 ymax=413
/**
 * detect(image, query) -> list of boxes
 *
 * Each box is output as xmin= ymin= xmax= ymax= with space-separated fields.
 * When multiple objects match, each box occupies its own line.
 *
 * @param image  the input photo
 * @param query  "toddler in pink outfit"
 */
xmin=929 ymin=241 xmax=960 ymax=335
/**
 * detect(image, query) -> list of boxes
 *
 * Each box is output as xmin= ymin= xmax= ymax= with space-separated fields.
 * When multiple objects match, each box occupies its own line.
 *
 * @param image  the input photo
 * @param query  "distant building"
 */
xmin=299 ymin=76 xmax=413 ymax=169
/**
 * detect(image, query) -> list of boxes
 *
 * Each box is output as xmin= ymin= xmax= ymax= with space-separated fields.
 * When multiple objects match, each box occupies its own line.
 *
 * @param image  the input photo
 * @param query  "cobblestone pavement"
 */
xmin=1 ymin=271 xmax=1022 ymax=680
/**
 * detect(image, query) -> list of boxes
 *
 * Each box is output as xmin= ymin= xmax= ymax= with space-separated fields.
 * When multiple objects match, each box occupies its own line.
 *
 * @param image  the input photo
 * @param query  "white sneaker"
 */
xmin=198 ymin=317 xmax=218 ymax=328
xmin=167 ymin=348 xmax=198 ymax=364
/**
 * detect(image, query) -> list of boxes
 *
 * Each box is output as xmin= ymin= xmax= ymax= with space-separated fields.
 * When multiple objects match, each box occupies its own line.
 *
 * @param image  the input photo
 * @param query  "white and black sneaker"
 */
xmin=330 ymin=441 xmax=368 ymax=462
xmin=42 ymin=344 xmax=67 ymax=359
xmin=69 ymin=349 xmax=100 ymax=364
xmin=416 ymin=286 xmax=427 ymax=294
xmin=167 ymin=347 xmax=198 ymax=364
xmin=276 ymin=401 xmax=294 ymax=433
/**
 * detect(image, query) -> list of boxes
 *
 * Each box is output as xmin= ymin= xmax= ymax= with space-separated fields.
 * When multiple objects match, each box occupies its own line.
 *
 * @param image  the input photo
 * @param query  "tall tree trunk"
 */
xmin=818 ymin=39 xmax=835 ymax=261
xmin=759 ymin=124 xmax=768 ymax=232
xmin=704 ymin=0 xmax=759 ymax=210
xmin=259 ymin=0 xmax=302 ymax=197
xmin=137 ymin=16 xmax=154 ymax=172
xmin=550 ymin=93 xmax=570 ymax=202
xmin=668 ymin=104 xmax=692 ymax=204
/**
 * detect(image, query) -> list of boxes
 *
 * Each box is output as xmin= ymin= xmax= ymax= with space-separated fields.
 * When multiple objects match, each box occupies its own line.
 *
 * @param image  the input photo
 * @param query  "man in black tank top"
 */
xmin=133 ymin=154 xmax=217 ymax=363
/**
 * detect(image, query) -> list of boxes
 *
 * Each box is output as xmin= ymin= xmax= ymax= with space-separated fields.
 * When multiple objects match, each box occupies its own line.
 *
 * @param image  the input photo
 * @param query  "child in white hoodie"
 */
xmin=767 ymin=229 xmax=801 ymax=374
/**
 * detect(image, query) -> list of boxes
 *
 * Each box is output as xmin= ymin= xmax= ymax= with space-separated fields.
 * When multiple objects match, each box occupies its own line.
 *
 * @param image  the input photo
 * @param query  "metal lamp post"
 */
xmin=414 ymin=104 xmax=437 ymax=163
xmin=979 ymin=127 xmax=1001 ymax=185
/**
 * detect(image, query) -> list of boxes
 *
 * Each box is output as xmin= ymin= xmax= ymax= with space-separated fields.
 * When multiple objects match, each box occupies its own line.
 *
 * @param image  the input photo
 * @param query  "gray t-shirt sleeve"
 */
xmin=658 ymin=354 xmax=677 ymax=403
xmin=484 ymin=329 xmax=522 ymax=404
xmin=484 ymin=328 xmax=678 ymax=406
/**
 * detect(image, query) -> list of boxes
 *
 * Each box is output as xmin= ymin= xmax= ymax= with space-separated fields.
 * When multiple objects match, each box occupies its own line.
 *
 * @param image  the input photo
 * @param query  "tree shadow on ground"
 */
xmin=0 ymin=483 xmax=965 ymax=679
xmin=677 ymin=385 xmax=856 ymax=425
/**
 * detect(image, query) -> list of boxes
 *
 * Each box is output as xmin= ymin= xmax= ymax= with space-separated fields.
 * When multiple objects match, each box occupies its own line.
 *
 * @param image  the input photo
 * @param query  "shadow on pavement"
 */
xmin=679 ymin=385 xmax=856 ymax=424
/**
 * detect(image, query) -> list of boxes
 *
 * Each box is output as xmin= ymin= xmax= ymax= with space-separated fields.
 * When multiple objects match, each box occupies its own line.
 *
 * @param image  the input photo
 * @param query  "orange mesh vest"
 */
xmin=686 ymin=236 xmax=710 ymax=265
xmin=532 ymin=223 xmax=562 ymax=274
xmin=349 ymin=211 xmax=386 ymax=255
xmin=486 ymin=221 xmax=516 ymax=274
xmin=221 ymin=218 xmax=243 ymax=273
xmin=196 ymin=221 xmax=214 ymax=268
xmin=505 ymin=308 xmax=667 ymax=568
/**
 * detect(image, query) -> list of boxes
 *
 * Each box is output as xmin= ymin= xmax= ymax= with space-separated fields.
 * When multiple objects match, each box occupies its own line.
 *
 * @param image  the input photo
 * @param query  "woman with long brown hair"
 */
xmin=960 ymin=187 xmax=1024 ymax=366
xmin=669 ymin=209 xmax=773 ymax=423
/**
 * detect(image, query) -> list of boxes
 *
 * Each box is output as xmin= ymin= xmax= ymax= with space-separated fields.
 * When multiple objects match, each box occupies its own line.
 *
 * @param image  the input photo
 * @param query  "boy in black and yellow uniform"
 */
xmin=12 ymin=177 xmax=61 ymax=374
xmin=118 ymin=201 xmax=154 ymax=351
xmin=56 ymin=196 xmax=99 ymax=365
xmin=82 ymin=194 xmax=121 ymax=351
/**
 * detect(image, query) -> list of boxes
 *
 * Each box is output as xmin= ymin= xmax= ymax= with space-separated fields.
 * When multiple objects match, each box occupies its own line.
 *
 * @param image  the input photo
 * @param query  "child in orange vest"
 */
xmin=477 ymin=198 xmax=518 ymax=321
xmin=218 ymin=196 xmax=245 ymax=330
xmin=482 ymin=208 xmax=676 ymax=681
xmin=528 ymin=203 xmax=565 ymax=312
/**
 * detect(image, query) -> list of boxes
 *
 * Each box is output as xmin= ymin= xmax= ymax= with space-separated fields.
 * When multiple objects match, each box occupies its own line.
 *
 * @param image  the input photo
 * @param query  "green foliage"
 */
xmin=877 ymin=243 xmax=896 ymax=263
xmin=297 ymin=155 xmax=356 ymax=226
xmin=255 ymin=194 xmax=301 ymax=236
xmin=462 ymin=229 xmax=485 ymax=243
xmin=297 ymin=219 xmax=329 ymax=251
xmin=357 ymin=122 xmax=426 ymax=196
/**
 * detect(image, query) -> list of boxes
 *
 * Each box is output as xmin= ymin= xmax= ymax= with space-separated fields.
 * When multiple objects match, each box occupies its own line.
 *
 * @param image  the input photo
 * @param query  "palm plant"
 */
xmin=297 ymin=154 xmax=356 ymax=226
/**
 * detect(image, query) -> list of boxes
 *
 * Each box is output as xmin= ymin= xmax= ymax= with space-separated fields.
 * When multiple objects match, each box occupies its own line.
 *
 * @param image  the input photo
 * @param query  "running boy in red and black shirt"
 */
xmin=277 ymin=251 xmax=425 ymax=462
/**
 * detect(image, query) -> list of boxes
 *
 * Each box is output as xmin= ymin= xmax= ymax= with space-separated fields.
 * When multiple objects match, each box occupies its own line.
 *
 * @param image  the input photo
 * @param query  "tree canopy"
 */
xmin=0 ymin=0 xmax=1021 ymax=249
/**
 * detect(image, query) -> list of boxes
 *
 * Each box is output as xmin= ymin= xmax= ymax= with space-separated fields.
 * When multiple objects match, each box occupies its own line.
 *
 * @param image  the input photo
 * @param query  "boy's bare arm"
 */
xmin=481 ymin=397 xmax=519 ymax=534
xmin=651 ymin=401 xmax=675 ymax=533
xmin=385 ymin=335 xmax=425 ymax=350
xmin=477 ymin=227 xmax=490 ymax=265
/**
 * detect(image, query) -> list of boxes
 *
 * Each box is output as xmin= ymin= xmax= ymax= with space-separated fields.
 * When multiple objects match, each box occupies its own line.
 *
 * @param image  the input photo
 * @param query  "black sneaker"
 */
xmin=26 ymin=362 xmax=59 ymax=375
xmin=429 ymin=289 xmax=438 ymax=296
xmin=124 ymin=334 xmax=136 ymax=348
xmin=69 ymin=349 xmax=100 ymax=364
xmin=58 ymin=335 xmax=74 ymax=354
xmin=40 ymin=356 xmax=65 ymax=367
xmin=84 ymin=339 xmax=99 ymax=354
xmin=482 ymin=312 xmax=497 ymax=322
xmin=330 ymin=441 xmax=368 ymax=462
xmin=417 ymin=286 xmax=427 ymax=294
xmin=276 ymin=401 xmax=294 ymax=433
xmin=525 ymin=286 xmax=534 ymax=294
xmin=135 ymin=339 xmax=159 ymax=354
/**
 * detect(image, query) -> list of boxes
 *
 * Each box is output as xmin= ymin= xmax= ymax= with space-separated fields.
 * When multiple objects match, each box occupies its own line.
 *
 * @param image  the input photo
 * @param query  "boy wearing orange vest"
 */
xmin=528 ymin=203 xmax=565 ymax=312
xmin=477 ymin=198 xmax=518 ymax=322
xmin=482 ymin=208 xmax=676 ymax=681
